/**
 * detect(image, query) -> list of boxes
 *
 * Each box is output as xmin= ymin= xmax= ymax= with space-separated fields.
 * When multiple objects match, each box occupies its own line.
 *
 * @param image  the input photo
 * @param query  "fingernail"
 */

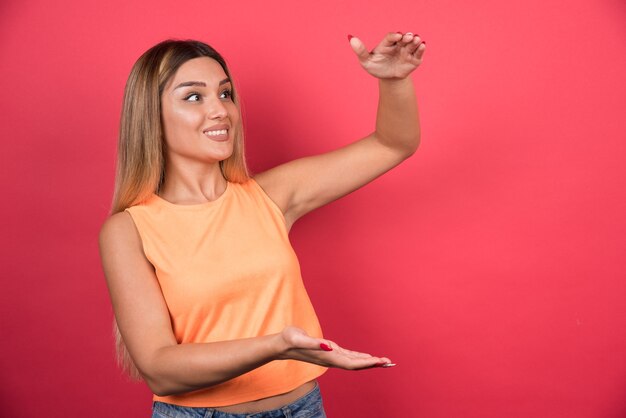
xmin=396 ymin=31 xmax=403 ymax=34
xmin=347 ymin=34 xmax=353 ymax=42
xmin=320 ymin=343 xmax=333 ymax=351
xmin=381 ymin=363 xmax=397 ymax=368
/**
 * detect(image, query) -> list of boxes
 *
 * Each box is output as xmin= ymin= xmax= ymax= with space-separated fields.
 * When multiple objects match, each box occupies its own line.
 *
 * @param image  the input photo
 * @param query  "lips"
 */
xmin=203 ymin=124 xmax=230 ymax=141
xmin=203 ymin=123 xmax=230 ymax=134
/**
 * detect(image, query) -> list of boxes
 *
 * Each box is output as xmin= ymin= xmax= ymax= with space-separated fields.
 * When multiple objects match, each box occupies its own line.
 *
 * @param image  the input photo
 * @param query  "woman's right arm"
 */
xmin=99 ymin=212 xmax=392 ymax=397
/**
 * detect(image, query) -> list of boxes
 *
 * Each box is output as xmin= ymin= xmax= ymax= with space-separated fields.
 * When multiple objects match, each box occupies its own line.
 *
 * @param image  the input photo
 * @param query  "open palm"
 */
xmin=278 ymin=326 xmax=394 ymax=370
xmin=349 ymin=32 xmax=426 ymax=79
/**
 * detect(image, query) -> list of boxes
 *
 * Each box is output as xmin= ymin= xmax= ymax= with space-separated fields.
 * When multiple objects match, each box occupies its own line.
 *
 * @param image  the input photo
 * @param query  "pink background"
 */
xmin=1 ymin=0 xmax=625 ymax=417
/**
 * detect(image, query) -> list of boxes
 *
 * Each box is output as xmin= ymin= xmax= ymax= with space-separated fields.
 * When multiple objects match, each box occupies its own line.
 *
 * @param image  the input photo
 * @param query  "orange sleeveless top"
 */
xmin=124 ymin=177 xmax=328 ymax=407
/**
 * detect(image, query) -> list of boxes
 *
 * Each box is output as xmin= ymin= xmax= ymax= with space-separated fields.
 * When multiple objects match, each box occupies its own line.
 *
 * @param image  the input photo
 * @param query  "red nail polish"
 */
xmin=397 ymin=31 xmax=403 ymax=34
xmin=347 ymin=34 xmax=353 ymax=41
xmin=320 ymin=343 xmax=333 ymax=351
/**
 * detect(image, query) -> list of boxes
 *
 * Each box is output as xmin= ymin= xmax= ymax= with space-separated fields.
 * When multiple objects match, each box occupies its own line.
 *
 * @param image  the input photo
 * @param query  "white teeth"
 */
xmin=204 ymin=129 xmax=228 ymax=136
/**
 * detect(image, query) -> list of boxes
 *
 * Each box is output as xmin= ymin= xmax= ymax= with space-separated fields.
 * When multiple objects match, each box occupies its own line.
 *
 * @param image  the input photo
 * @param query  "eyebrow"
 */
xmin=173 ymin=78 xmax=231 ymax=90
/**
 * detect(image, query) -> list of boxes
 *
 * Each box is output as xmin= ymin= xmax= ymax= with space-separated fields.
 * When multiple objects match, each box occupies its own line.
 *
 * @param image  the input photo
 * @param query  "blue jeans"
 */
xmin=151 ymin=382 xmax=327 ymax=418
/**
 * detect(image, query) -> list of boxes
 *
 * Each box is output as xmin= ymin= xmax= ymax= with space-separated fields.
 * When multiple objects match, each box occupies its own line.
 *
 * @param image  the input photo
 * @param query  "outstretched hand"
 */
xmin=348 ymin=32 xmax=426 ymax=80
xmin=276 ymin=326 xmax=395 ymax=370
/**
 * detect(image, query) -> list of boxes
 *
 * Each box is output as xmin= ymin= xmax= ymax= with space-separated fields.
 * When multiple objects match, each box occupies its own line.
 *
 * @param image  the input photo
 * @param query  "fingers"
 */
xmin=309 ymin=346 xmax=396 ymax=370
xmin=281 ymin=330 xmax=397 ymax=369
xmin=397 ymin=32 xmax=425 ymax=64
xmin=406 ymin=34 xmax=422 ymax=52
xmin=350 ymin=31 xmax=426 ymax=66
xmin=319 ymin=341 xmax=333 ymax=351
xmin=387 ymin=32 xmax=426 ymax=60
xmin=332 ymin=345 xmax=395 ymax=369
xmin=381 ymin=31 xmax=404 ymax=48
xmin=343 ymin=348 xmax=372 ymax=359
xmin=401 ymin=32 xmax=417 ymax=42
xmin=382 ymin=31 xmax=424 ymax=47
xmin=413 ymin=41 xmax=426 ymax=60
xmin=348 ymin=35 xmax=370 ymax=61
xmin=306 ymin=337 xmax=334 ymax=352
xmin=343 ymin=356 xmax=396 ymax=370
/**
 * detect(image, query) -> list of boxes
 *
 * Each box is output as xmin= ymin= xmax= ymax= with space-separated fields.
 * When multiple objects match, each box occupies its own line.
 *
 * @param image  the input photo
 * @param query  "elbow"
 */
xmin=407 ymin=137 xmax=420 ymax=156
xmin=400 ymin=136 xmax=420 ymax=158
xmin=148 ymin=377 xmax=202 ymax=397
xmin=143 ymin=366 xmax=196 ymax=397
xmin=140 ymin=356 xmax=174 ymax=397
xmin=151 ymin=386 xmax=170 ymax=398
xmin=146 ymin=375 xmax=175 ymax=397
xmin=140 ymin=346 xmax=186 ymax=397
xmin=410 ymin=133 xmax=421 ymax=154
xmin=143 ymin=363 xmax=182 ymax=397
xmin=146 ymin=377 xmax=164 ymax=397
xmin=142 ymin=370 xmax=169 ymax=397
xmin=375 ymin=132 xmax=420 ymax=157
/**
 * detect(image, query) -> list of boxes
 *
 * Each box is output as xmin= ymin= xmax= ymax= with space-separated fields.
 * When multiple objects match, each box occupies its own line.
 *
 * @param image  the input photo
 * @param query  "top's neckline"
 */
xmin=150 ymin=182 xmax=231 ymax=210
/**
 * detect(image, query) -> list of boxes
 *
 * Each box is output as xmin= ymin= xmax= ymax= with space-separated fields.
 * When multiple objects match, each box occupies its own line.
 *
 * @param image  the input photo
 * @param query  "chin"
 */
xmin=208 ymin=151 xmax=234 ymax=163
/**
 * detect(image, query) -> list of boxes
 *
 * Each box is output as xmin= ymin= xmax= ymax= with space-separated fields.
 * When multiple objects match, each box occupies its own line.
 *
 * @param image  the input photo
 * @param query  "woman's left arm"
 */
xmin=254 ymin=32 xmax=426 ymax=228
xmin=375 ymin=75 xmax=421 ymax=155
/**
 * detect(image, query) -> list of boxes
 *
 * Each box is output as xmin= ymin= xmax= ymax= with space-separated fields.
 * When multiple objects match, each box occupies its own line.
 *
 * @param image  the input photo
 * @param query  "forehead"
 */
xmin=166 ymin=57 xmax=227 ymax=90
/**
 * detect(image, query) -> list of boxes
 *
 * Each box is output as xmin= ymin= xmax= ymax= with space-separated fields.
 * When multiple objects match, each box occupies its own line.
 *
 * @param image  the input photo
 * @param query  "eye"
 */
xmin=220 ymin=89 xmax=233 ymax=100
xmin=184 ymin=93 xmax=201 ymax=102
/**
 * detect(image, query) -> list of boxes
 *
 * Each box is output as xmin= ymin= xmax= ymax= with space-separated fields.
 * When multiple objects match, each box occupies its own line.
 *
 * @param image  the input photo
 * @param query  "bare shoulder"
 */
xmin=100 ymin=211 xmax=134 ymax=239
xmin=99 ymin=211 xmax=141 ymax=254
xmin=98 ymin=210 xmax=148 ymax=282
xmin=252 ymin=170 xmax=295 ymax=224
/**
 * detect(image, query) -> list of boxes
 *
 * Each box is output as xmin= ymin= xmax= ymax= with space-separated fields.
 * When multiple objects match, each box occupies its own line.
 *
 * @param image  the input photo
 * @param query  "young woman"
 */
xmin=99 ymin=32 xmax=425 ymax=417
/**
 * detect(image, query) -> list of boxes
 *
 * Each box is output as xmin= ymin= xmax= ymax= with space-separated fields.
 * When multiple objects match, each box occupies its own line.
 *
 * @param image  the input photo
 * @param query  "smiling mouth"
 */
xmin=203 ymin=129 xmax=229 ymax=141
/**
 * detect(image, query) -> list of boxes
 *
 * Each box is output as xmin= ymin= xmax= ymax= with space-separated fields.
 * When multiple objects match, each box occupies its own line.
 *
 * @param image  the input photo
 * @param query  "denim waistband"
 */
xmin=152 ymin=381 xmax=323 ymax=418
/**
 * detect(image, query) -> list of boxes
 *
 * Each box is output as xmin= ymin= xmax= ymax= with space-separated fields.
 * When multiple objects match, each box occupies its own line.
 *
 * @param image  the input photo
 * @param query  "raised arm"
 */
xmin=98 ymin=212 xmax=393 ymax=396
xmin=253 ymin=32 xmax=426 ymax=229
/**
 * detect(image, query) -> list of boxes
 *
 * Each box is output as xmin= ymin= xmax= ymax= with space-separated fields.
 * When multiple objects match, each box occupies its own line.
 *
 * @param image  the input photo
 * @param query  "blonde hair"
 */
xmin=108 ymin=39 xmax=250 ymax=381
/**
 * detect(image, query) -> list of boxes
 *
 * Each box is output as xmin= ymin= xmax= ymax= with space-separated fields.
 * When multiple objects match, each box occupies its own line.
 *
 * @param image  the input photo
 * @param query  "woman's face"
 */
xmin=160 ymin=57 xmax=239 ymax=165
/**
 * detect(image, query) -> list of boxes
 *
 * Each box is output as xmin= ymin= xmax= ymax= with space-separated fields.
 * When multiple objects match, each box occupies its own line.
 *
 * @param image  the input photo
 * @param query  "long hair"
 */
xmin=108 ymin=39 xmax=250 ymax=381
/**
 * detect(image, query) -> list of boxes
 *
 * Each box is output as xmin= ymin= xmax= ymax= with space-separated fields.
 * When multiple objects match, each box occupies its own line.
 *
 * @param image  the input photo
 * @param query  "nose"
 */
xmin=206 ymin=96 xmax=228 ymax=120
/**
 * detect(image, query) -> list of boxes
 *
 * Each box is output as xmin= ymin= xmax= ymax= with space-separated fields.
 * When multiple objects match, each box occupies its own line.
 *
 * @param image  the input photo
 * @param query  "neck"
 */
xmin=159 ymin=158 xmax=227 ymax=204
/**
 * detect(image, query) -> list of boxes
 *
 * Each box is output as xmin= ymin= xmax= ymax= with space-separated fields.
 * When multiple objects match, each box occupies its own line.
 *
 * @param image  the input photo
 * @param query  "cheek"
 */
xmin=228 ymin=103 xmax=241 ymax=123
xmin=162 ymin=107 xmax=204 ymax=140
xmin=171 ymin=107 xmax=204 ymax=128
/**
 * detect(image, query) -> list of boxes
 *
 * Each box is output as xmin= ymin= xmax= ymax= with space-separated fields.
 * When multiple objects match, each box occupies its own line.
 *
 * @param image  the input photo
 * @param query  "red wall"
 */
xmin=1 ymin=0 xmax=625 ymax=417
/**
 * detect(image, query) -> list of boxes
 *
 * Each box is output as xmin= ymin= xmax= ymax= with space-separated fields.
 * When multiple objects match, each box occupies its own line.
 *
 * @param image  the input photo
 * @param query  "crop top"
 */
xmin=124 ymin=177 xmax=328 ymax=407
